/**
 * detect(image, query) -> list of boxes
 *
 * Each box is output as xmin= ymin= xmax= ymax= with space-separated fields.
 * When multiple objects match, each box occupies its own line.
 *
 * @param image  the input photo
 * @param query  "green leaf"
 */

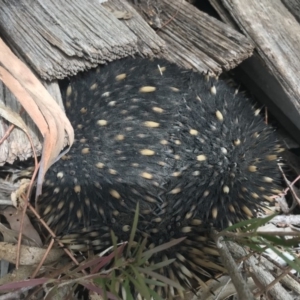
xmin=135 ymin=237 xmax=148 ymax=263
xmin=111 ymin=230 xmax=118 ymax=256
xmin=110 ymin=230 xmax=123 ymax=268
xmin=142 ymin=237 xmax=186 ymax=260
xmin=122 ymin=278 xmax=134 ymax=300
xmin=242 ymin=241 xmax=264 ymax=253
xmin=126 ymin=202 xmax=140 ymax=258
xmin=143 ymin=278 xmax=166 ymax=287
xmin=147 ymin=259 xmax=176 ymax=271
xmin=137 ymin=267 xmax=184 ymax=291
xmin=259 ymin=234 xmax=300 ymax=247
xmin=129 ymin=266 xmax=151 ymax=299
xmin=106 ymin=270 xmax=118 ymax=297
xmin=265 ymin=242 xmax=300 ymax=273
xmin=224 ymin=213 xmax=278 ymax=232
xmin=148 ymin=288 xmax=165 ymax=300
xmin=131 ymin=237 xmax=143 ymax=258
xmin=244 ymin=213 xmax=278 ymax=232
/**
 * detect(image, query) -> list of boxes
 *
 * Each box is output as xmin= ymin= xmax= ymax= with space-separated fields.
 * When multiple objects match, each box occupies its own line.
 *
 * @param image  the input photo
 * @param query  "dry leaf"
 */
xmin=0 ymin=223 xmax=41 ymax=248
xmin=0 ymin=39 xmax=74 ymax=197
xmin=0 ymin=206 xmax=42 ymax=247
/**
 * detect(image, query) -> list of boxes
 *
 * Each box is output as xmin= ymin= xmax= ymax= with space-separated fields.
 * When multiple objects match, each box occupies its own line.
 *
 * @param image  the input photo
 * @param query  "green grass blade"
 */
xmin=126 ymin=202 xmax=140 ymax=258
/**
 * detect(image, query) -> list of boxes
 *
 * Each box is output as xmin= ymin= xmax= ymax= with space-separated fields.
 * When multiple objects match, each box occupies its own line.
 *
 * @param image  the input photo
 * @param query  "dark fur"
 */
xmin=38 ymin=58 xmax=280 ymax=293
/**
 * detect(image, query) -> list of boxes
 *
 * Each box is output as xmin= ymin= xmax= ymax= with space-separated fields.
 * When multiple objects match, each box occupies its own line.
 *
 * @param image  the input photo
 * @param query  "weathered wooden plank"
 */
xmin=0 ymin=0 xmax=168 ymax=164
xmin=282 ymin=0 xmax=300 ymax=23
xmin=0 ymin=0 xmax=255 ymax=164
xmin=209 ymin=0 xmax=300 ymax=144
xmin=0 ymin=0 xmax=138 ymax=80
xmin=103 ymin=0 xmax=166 ymax=56
xmin=132 ymin=0 xmax=254 ymax=74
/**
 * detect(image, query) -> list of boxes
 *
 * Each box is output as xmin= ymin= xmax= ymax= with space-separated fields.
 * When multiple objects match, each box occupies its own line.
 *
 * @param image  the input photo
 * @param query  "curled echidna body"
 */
xmin=37 ymin=58 xmax=281 ymax=296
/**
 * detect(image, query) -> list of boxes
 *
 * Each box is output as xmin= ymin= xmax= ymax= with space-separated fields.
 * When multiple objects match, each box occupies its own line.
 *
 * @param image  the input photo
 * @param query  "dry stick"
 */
xmin=16 ymin=131 xmax=39 ymax=269
xmin=283 ymin=174 xmax=300 ymax=194
xmin=27 ymin=202 xmax=85 ymax=273
xmin=261 ymin=253 xmax=300 ymax=295
xmin=0 ymin=107 xmax=39 ymax=269
xmin=156 ymin=0 xmax=180 ymax=32
xmin=227 ymin=242 xmax=293 ymax=300
xmin=16 ymin=163 xmax=39 ymax=269
xmin=263 ymin=251 xmax=300 ymax=283
xmin=213 ymin=234 xmax=256 ymax=300
xmin=279 ymin=164 xmax=300 ymax=209
xmin=26 ymin=257 xmax=82 ymax=299
xmin=221 ymin=230 xmax=300 ymax=238
xmin=254 ymin=266 xmax=292 ymax=298
xmin=0 ymin=123 xmax=15 ymax=145
xmin=31 ymin=238 xmax=55 ymax=279
xmin=4 ymin=108 xmax=79 ymax=272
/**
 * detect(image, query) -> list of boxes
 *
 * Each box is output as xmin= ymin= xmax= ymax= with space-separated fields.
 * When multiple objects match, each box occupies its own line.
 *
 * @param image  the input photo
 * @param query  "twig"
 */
xmin=213 ymin=233 xmax=256 ymax=300
xmin=226 ymin=242 xmax=294 ymax=300
xmin=254 ymin=266 xmax=292 ymax=298
xmin=0 ymin=124 xmax=15 ymax=145
xmin=219 ymin=230 xmax=300 ymax=239
xmin=31 ymin=238 xmax=55 ymax=278
xmin=27 ymin=202 xmax=84 ymax=272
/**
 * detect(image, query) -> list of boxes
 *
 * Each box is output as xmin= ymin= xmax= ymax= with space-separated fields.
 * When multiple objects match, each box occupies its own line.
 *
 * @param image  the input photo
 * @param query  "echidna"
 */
xmin=37 ymin=57 xmax=281 ymax=297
